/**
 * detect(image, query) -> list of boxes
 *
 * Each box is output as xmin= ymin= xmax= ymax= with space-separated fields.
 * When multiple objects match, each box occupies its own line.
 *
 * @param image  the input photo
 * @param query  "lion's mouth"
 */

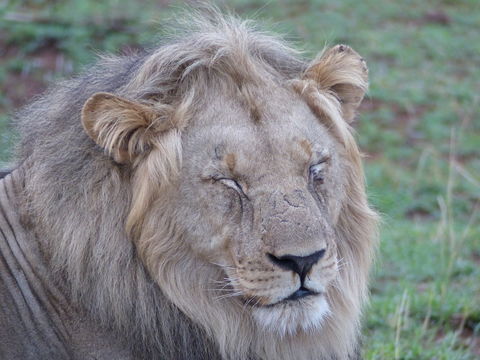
xmin=283 ymin=286 xmax=319 ymax=302
xmin=242 ymin=286 xmax=322 ymax=308
xmin=267 ymin=286 xmax=322 ymax=307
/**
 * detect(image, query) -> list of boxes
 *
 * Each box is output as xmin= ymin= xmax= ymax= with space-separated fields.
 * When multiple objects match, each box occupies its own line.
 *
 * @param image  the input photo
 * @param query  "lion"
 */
xmin=0 ymin=10 xmax=378 ymax=360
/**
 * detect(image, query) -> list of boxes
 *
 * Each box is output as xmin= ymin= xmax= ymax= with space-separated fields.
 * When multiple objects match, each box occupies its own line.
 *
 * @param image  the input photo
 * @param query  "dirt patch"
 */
xmin=450 ymin=313 xmax=480 ymax=357
xmin=392 ymin=9 xmax=451 ymax=27
xmin=0 ymin=38 xmax=68 ymax=112
xmin=404 ymin=208 xmax=437 ymax=221
xmin=471 ymin=250 xmax=480 ymax=266
xmin=421 ymin=10 xmax=451 ymax=26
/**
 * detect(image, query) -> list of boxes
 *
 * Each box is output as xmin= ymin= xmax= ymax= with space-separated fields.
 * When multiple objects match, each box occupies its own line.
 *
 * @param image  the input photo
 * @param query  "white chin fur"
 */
xmin=252 ymin=295 xmax=330 ymax=337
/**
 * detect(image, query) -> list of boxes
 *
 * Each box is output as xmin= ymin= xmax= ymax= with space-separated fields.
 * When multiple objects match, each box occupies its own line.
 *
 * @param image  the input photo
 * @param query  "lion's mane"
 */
xmin=15 ymin=9 xmax=377 ymax=360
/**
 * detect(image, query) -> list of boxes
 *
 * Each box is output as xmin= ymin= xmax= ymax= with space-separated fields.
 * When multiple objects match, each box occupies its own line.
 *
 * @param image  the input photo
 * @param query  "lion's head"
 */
xmin=18 ymin=11 xmax=377 ymax=360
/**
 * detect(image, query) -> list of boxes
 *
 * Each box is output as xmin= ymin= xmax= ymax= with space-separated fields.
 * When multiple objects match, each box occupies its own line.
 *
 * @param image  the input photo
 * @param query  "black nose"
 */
xmin=267 ymin=249 xmax=326 ymax=283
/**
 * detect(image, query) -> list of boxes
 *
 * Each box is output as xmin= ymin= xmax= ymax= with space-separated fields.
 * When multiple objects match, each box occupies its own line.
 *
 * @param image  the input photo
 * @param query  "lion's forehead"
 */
xmin=187 ymin=80 xmax=332 ymax=140
xmin=183 ymin=99 xmax=336 ymax=179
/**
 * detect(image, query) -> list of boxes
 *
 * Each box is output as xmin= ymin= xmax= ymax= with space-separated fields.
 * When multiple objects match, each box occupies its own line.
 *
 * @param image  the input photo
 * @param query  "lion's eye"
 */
xmin=214 ymin=177 xmax=246 ymax=196
xmin=309 ymin=162 xmax=326 ymax=184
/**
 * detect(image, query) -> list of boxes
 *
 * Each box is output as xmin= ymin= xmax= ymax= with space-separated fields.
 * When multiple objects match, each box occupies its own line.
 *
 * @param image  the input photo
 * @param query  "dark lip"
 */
xmin=284 ymin=287 xmax=318 ymax=301
xmin=263 ymin=287 xmax=321 ymax=307
xmin=241 ymin=287 xmax=322 ymax=308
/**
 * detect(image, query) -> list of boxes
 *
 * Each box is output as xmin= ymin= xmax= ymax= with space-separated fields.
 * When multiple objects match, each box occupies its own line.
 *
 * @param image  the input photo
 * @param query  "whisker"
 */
xmin=213 ymin=291 xmax=243 ymax=301
xmin=336 ymin=257 xmax=349 ymax=271
xmin=209 ymin=261 xmax=236 ymax=270
xmin=250 ymin=296 xmax=263 ymax=309
xmin=241 ymin=295 xmax=257 ymax=314
xmin=206 ymin=287 xmax=237 ymax=292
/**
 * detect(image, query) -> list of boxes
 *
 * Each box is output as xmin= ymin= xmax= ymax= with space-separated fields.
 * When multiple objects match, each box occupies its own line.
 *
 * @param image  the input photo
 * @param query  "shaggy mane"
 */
xmin=15 ymin=8 xmax=377 ymax=360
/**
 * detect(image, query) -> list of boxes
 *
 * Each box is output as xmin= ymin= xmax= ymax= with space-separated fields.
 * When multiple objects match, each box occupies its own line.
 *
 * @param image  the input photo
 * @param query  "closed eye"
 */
xmin=309 ymin=161 xmax=328 ymax=183
xmin=214 ymin=177 xmax=248 ymax=198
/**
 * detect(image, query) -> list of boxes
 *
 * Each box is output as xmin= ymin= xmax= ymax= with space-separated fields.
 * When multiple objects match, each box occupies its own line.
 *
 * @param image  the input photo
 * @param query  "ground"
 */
xmin=0 ymin=1 xmax=478 ymax=359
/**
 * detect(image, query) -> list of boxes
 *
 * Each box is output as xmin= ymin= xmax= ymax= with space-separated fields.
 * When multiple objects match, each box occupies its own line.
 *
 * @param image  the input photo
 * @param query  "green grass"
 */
xmin=1 ymin=0 xmax=479 ymax=358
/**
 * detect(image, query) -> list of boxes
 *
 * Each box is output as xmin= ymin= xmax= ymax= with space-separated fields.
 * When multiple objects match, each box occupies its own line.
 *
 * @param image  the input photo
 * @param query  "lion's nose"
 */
xmin=267 ymin=249 xmax=326 ymax=283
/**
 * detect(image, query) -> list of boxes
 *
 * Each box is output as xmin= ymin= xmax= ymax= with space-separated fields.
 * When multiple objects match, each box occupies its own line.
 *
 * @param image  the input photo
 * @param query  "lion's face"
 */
xmin=174 ymin=85 xmax=347 ymax=335
xmin=81 ymin=44 xmax=372 ymax=341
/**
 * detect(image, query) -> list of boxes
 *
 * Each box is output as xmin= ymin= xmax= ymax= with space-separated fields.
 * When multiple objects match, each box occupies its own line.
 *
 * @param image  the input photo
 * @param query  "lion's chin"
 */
xmin=251 ymin=295 xmax=330 ymax=337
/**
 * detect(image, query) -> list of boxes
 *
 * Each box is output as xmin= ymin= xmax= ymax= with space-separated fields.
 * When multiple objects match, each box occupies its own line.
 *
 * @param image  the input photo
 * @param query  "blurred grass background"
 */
xmin=0 ymin=0 xmax=479 ymax=358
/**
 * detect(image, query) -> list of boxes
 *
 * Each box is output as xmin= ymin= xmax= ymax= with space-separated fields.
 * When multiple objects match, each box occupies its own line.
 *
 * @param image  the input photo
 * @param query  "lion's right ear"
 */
xmin=81 ymin=92 xmax=172 ymax=163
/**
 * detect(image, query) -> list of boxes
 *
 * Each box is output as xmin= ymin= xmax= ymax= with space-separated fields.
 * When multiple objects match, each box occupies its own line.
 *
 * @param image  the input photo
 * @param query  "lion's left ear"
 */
xmin=302 ymin=44 xmax=368 ymax=123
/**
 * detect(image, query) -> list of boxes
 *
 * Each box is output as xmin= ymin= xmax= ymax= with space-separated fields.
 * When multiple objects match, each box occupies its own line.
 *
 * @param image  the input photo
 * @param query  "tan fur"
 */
xmin=303 ymin=44 xmax=369 ymax=123
xmin=15 ymin=8 xmax=377 ymax=360
xmin=82 ymin=92 xmax=173 ymax=163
